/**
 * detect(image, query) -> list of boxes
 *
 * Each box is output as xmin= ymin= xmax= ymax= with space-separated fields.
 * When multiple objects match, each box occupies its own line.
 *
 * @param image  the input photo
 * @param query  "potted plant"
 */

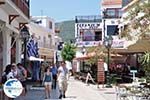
xmin=139 ymin=52 xmax=150 ymax=83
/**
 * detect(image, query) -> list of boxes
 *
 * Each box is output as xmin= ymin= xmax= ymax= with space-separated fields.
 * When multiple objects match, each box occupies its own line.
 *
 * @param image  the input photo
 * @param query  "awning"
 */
xmin=75 ymin=52 xmax=123 ymax=60
xmin=21 ymin=55 xmax=44 ymax=61
xmin=29 ymin=56 xmax=44 ymax=61
xmin=127 ymin=39 xmax=150 ymax=52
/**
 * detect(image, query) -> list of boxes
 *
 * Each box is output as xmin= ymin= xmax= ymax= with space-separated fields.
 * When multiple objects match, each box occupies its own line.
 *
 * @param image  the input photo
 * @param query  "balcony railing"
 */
xmin=103 ymin=8 xmax=122 ymax=19
xmin=11 ymin=0 xmax=30 ymax=18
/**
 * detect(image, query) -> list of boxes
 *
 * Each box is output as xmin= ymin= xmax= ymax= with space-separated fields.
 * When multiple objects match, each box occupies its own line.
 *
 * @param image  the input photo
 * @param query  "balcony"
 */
xmin=103 ymin=8 xmax=122 ymax=19
xmin=11 ymin=0 xmax=30 ymax=18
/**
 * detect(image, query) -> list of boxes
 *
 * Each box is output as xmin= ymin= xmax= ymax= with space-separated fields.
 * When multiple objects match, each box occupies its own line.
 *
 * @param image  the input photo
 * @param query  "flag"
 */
xmin=27 ymin=38 xmax=39 ymax=57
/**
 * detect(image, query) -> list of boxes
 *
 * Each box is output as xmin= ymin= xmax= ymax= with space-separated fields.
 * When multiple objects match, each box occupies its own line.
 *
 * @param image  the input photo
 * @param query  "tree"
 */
xmin=121 ymin=0 xmax=150 ymax=82
xmin=61 ymin=43 xmax=76 ymax=62
xmin=139 ymin=52 xmax=150 ymax=82
xmin=120 ymin=0 xmax=150 ymax=40
xmin=86 ymin=46 xmax=106 ymax=66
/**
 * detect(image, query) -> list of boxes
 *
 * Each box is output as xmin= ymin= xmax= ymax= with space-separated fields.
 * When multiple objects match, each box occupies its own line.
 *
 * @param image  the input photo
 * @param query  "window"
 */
xmin=106 ymin=8 xmax=122 ymax=18
xmin=118 ymin=10 xmax=122 ymax=18
xmin=107 ymin=9 xmax=116 ymax=17
xmin=38 ymin=36 xmax=41 ymax=40
xmin=43 ymin=36 xmax=46 ymax=47
xmin=83 ymin=30 xmax=94 ymax=41
xmin=49 ymin=21 xmax=52 ymax=29
xmin=95 ymin=31 xmax=102 ymax=41
xmin=107 ymin=25 xmax=119 ymax=35
xmin=81 ymin=29 xmax=102 ymax=41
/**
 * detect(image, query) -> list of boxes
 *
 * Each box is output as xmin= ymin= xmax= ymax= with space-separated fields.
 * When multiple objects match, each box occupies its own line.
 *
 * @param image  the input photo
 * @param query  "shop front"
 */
xmin=39 ymin=48 xmax=54 ymax=63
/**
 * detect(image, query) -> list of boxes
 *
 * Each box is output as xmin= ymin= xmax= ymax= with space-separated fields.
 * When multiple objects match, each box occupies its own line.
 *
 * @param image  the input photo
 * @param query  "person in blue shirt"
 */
xmin=43 ymin=66 xmax=53 ymax=99
xmin=51 ymin=63 xmax=58 ymax=89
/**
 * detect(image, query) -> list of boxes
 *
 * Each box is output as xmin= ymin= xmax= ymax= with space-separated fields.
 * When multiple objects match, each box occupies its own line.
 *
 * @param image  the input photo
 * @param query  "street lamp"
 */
xmin=103 ymin=35 xmax=113 ymax=88
xmin=103 ymin=9 xmax=107 ymax=38
xmin=20 ymin=26 xmax=30 ymax=68
xmin=81 ymin=46 xmax=86 ymax=72
xmin=82 ymin=46 xmax=86 ymax=55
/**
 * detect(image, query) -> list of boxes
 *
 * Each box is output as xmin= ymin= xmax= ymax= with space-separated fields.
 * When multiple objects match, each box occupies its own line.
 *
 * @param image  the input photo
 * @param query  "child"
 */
xmin=43 ymin=66 xmax=53 ymax=99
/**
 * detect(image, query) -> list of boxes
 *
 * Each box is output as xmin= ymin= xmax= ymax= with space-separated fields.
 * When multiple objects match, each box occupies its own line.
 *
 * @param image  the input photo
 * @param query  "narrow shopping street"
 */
xmin=15 ymin=77 xmax=116 ymax=100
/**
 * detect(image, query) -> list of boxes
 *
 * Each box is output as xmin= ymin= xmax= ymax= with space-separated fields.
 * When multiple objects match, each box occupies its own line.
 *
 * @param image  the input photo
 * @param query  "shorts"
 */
xmin=58 ymin=79 xmax=68 ymax=91
xmin=44 ymin=82 xmax=52 ymax=86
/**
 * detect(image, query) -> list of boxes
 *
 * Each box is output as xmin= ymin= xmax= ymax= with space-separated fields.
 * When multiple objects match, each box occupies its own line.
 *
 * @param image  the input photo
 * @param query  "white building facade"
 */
xmin=101 ymin=0 xmax=125 ymax=48
xmin=74 ymin=15 xmax=103 ymax=72
xmin=29 ymin=16 xmax=56 ymax=62
xmin=74 ymin=0 xmax=132 ymax=72
xmin=0 ymin=0 xmax=30 ymax=76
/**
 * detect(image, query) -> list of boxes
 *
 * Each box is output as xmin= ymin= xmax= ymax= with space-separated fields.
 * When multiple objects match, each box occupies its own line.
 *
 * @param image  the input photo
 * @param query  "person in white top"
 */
xmin=104 ymin=62 xmax=108 ymax=83
xmin=104 ymin=62 xmax=108 ymax=72
xmin=3 ymin=64 xmax=14 ymax=80
xmin=57 ymin=61 xmax=68 ymax=99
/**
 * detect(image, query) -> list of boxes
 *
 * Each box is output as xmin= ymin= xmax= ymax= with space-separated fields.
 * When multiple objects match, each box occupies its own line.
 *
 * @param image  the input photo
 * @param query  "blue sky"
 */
xmin=30 ymin=0 xmax=101 ymax=22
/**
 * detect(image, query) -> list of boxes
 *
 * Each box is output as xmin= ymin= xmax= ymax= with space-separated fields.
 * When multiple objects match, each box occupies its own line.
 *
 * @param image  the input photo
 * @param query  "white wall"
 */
xmin=31 ymin=16 xmax=56 ymax=46
xmin=3 ymin=28 xmax=11 ymax=67
xmin=0 ymin=0 xmax=29 ymax=71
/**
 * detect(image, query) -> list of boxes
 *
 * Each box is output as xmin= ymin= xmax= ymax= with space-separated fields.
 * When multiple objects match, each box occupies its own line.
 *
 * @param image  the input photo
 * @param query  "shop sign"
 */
xmin=112 ymin=40 xmax=124 ymax=48
xmin=3 ymin=79 xmax=23 ymax=98
xmin=76 ymin=23 xmax=102 ymax=29
xmin=76 ymin=41 xmax=102 ymax=47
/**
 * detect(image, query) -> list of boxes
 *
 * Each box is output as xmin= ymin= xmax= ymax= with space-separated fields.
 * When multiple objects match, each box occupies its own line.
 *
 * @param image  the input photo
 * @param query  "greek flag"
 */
xmin=27 ymin=39 xmax=39 ymax=57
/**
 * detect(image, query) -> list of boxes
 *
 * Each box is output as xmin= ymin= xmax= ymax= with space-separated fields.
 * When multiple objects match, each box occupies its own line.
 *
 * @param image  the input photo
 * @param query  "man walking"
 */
xmin=51 ymin=63 xmax=58 ymax=89
xmin=57 ymin=61 xmax=68 ymax=99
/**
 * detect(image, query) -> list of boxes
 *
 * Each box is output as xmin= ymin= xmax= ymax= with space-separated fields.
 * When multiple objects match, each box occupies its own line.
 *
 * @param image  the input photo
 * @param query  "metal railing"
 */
xmin=75 ymin=15 xmax=102 ymax=23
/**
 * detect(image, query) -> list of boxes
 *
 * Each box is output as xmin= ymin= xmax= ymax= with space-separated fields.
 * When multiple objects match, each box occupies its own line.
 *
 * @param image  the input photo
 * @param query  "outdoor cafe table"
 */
xmin=118 ymin=84 xmax=150 ymax=100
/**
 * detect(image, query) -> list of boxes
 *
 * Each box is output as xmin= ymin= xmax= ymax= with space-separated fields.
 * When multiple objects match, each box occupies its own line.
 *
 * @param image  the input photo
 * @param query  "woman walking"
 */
xmin=42 ymin=66 xmax=53 ymax=99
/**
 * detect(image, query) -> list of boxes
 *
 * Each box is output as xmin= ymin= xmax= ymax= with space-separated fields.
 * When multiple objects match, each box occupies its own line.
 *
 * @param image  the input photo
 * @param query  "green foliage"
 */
xmin=121 ymin=0 xmax=150 ymax=40
xmin=139 ymin=52 xmax=150 ymax=82
xmin=121 ymin=0 xmax=150 ymax=82
xmin=110 ymin=75 xmax=117 ymax=85
xmin=61 ymin=43 xmax=76 ymax=62
xmin=86 ymin=46 xmax=106 ymax=65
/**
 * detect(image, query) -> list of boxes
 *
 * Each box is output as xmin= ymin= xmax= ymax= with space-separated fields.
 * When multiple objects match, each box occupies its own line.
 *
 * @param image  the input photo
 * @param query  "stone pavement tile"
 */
xmin=87 ymin=84 xmax=117 ymax=100
xmin=66 ymin=77 xmax=113 ymax=100
xmin=14 ymin=77 xmax=117 ymax=100
xmin=15 ymin=90 xmax=45 ymax=100
xmin=15 ymin=83 xmax=63 ymax=100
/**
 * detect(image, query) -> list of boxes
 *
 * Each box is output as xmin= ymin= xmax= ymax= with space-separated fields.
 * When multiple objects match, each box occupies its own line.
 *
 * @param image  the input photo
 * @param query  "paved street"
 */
xmin=15 ymin=77 xmax=116 ymax=100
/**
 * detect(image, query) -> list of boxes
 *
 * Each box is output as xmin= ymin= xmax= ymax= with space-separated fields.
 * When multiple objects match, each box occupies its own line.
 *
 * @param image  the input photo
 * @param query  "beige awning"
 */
xmin=39 ymin=48 xmax=54 ymax=58
xmin=127 ymin=39 xmax=150 ymax=52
